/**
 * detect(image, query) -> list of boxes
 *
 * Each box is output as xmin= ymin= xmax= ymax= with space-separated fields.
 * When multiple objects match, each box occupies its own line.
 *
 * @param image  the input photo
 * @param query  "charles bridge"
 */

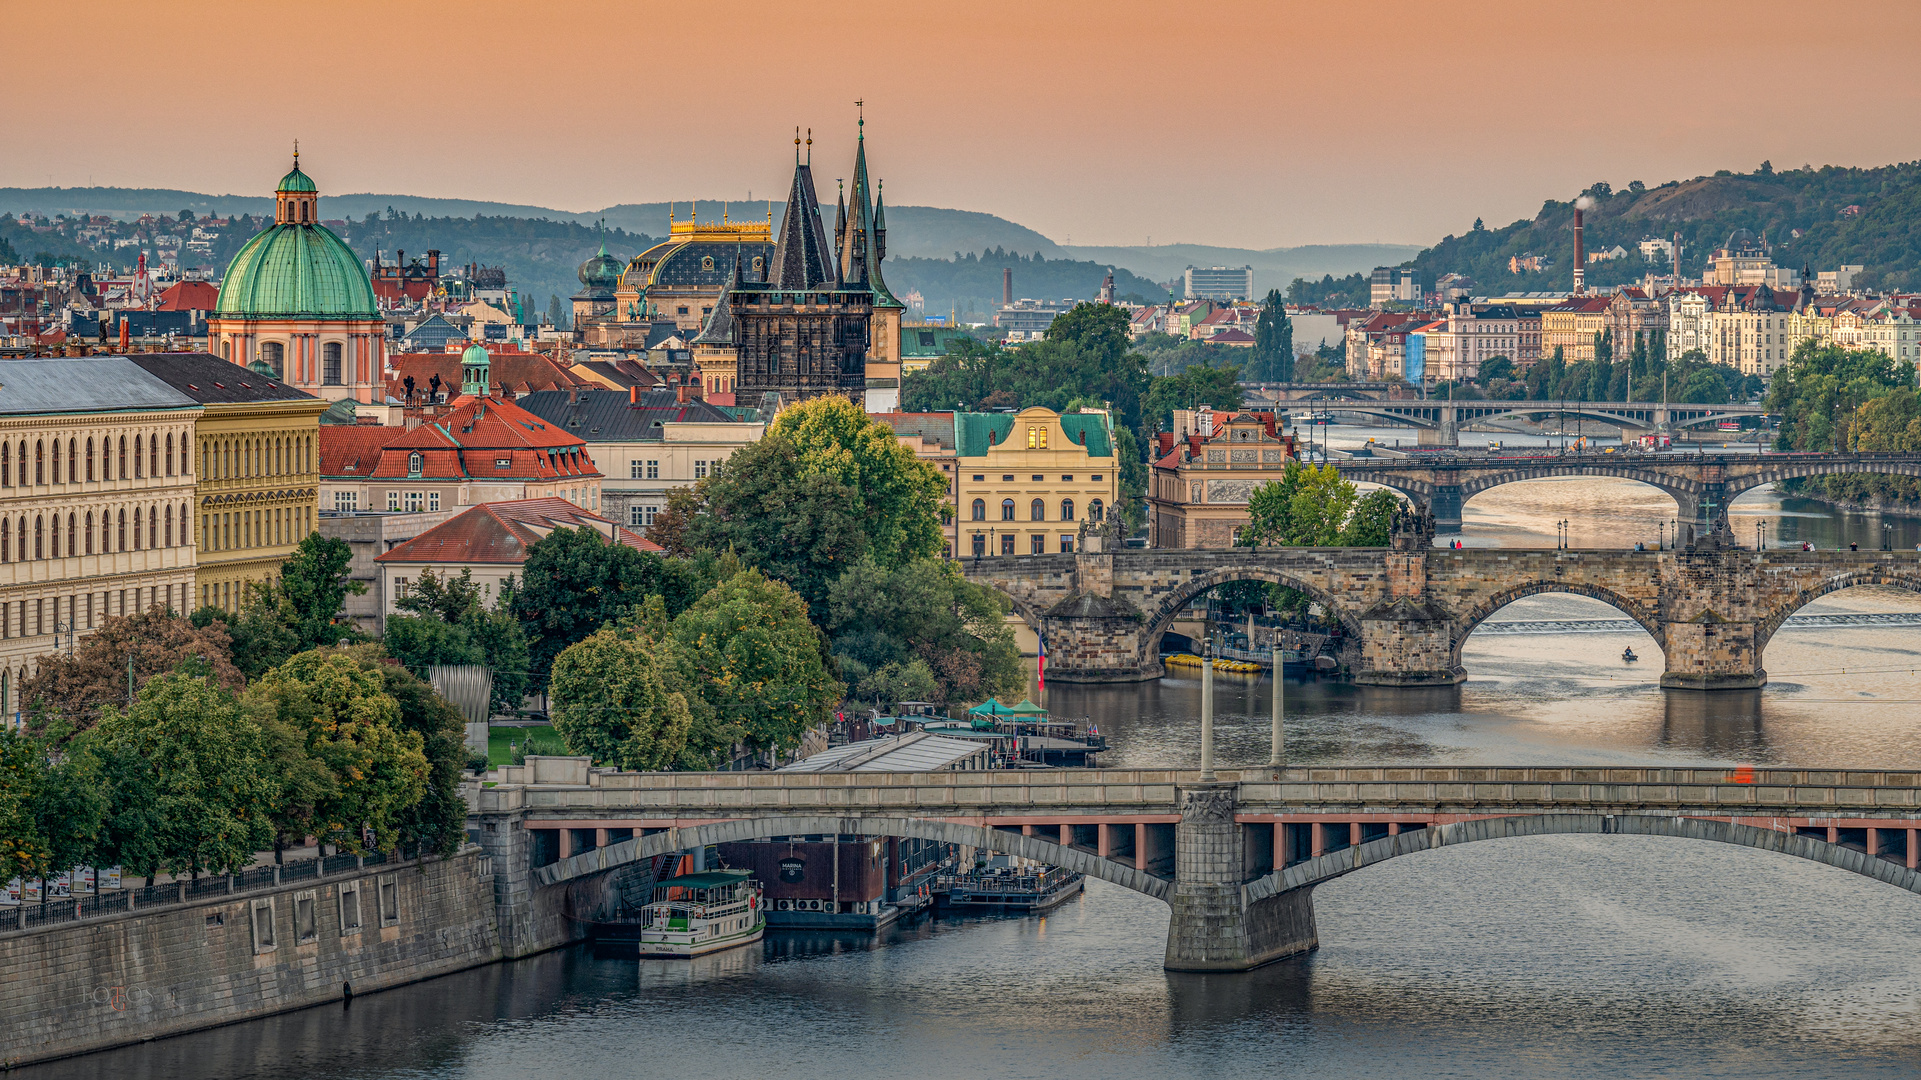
xmin=961 ymin=543 xmax=1921 ymax=689
xmin=468 ymin=761 xmax=1921 ymax=972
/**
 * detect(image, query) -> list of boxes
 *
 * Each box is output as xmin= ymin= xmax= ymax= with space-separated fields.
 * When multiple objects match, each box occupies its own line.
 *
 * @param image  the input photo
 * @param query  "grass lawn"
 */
xmin=488 ymin=724 xmax=566 ymax=768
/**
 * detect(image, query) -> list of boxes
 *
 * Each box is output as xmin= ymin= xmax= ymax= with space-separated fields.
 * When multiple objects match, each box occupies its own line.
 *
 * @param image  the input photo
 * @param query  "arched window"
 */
xmin=179 ymin=432 xmax=189 ymax=476
xmin=33 ymin=515 xmax=43 ymax=560
xmin=117 ymin=509 xmax=126 ymax=552
xmin=64 ymin=513 xmax=74 ymax=557
xmin=971 ymin=498 xmax=986 ymax=521
xmin=260 ymin=341 xmax=284 ymax=379
xmin=163 ymin=505 xmax=172 ymax=548
xmin=49 ymin=440 xmax=58 ymax=484
xmin=1062 ymin=499 xmax=1075 ymax=521
xmin=134 ymin=435 xmax=144 ymax=478
xmin=165 ymin=433 xmax=174 ymax=476
xmin=149 ymin=435 xmax=158 ymax=478
xmin=2 ymin=517 xmax=10 ymax=562
xmin=1030 ymin=498 xmax=1045 ymax=521
xmin=0 ymin=441 xmax=9 ymax=487
xmin=49 ymin=515 xmax=58 ymax=559
xmin=85 ymin=437 xmax=93 ymax=481
xmin=66 ymin=438 xmax=75 ymax=483
xmin=84 ymin=512 xmax=92 ymax=555
xmin=148 ymin=505 xmax=157 ymax=549
xmin=1089 ymin=499 xmax=1105 ymax=522
xmin=179 ymin=502 xmax=189 ymax=545
xmin=34 ymin=440 xmax=43 ymax=485
xmin=323 ymin=342 xmax=343 ymax=385
xmin=133 ymin=507 xmax=142 ymax=550
xmin=1000 ymin=498 xmax=1015 ymax=521
xmin=118 ymin=436 xmax=127 ymax=479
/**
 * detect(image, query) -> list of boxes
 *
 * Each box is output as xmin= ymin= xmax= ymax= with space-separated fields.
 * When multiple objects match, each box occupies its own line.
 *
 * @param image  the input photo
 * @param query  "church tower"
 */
xmin=834 ymin=113 xmax=905 ymax=409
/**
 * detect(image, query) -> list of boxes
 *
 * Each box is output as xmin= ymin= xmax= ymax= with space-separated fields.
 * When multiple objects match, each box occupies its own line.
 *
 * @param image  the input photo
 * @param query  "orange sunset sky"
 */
xmin=7 ymin=0 xmax=1921 ymax=249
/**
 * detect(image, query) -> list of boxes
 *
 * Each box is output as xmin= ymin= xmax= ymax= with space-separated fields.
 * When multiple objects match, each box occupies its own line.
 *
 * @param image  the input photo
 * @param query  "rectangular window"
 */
xmin=1030 ymin=534 xmax=1045 ymax=555
xmin=404 ymin=491 xmax=424 ymax=512
xmin=378 ymin=876 xmax=400 ymax=925
xmin=1061 ymin=475 xmax=1074 ymax=482
xmin=339 ymin=884 xmax=362 ymax=933
xmin=387 ymin=491 xmax=400 ymax=511
xmin=646 ymin=460 xmax=659 ymax=479
xmin=972 ymin=474 xmax=984 ymax=482
xmin=294 ymin=893 xmax=317 ymax=943
xmin=251 ymin=899 xmax=276 ymax=953
xmin=693 ymin=460 xmax=708 ymax=479
xmin=334 ymin=491 xmax=357 ymax=512
xmin=630 ymin=460 xmax=644 ymax=479
xmin=496 ymin=458 xmax=512 ymax=469
xmin=428 ymin=492 xmax=440 ymax=512
xmin=1091 ymin=474 xmax=1103 ymax=482
xmin=1061 ymin=535 xmax=1075 ymax=553
xmin=395 ymin=577 xmax=409 ymax=598
xmin=1000 ymin=534 xmax=1015 ymax=556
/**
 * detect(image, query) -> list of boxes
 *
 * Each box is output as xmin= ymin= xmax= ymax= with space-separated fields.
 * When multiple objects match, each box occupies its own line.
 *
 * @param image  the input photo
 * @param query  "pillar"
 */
xmin=1310 ymin=821 xmax=1325 ymax=858
xmin=1908 ymin=829 xmax=1917 ymax=870
xmin=1163 ymin=785 xmax=1317 ymax=972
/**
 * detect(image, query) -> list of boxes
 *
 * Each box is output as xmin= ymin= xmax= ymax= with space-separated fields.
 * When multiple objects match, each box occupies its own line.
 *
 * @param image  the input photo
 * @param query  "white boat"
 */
xmin=636 ymin=869 xmax=765 ymax=958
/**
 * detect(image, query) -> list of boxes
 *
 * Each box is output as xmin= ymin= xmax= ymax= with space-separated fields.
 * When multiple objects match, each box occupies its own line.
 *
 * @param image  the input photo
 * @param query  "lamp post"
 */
xmin=1199 ymin=639 xmax=1216 ymax=783
xmin=1658 ymin=521 xmax=1665 ymax=551
xmin=1884 ymin=520 xmax=1894 ymax=552
xmin=1269 ymin=639 xmax=1284 ymax=773
xmin=1756 ymin=521 xmax=1765 ymax=551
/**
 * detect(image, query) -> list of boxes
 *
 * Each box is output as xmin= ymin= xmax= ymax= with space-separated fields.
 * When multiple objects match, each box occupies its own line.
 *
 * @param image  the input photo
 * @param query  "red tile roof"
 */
xmin=386 ymin=350 xmax=589 ymax=402
xmin=320 ymin=394 xmax=601 ymax=482
xmin=320 ymin=425 xmax=409 ymax=477
xmin=157 ymin=281 xmax=220 ymax=312
xmin=376 ymin=498 xmax=660 ymax=565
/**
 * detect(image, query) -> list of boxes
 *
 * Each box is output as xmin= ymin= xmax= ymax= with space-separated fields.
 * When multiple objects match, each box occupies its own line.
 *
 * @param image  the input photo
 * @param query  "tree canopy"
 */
xmin=22 ymin=608 xmax=244 ymax=736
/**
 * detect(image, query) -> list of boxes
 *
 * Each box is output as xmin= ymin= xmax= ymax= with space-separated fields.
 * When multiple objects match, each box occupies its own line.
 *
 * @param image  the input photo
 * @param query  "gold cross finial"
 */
xmin=805 ymin=128 xmax=812 ymax=165
xmin=293 ymin=138 xmax=299 ymax=166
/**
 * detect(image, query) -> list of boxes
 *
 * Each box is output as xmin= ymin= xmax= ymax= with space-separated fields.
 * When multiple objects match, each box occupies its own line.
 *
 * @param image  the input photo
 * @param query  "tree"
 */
xmin=644 ymin=486 xmax=701 ymax=556
xmin=1765 ymin=341 xmax=1911 ymax=452
xmin=91 ymin=673 xmax=277 ymax=878
xmin=0 ymin=730 xmax=49 ymax=887
xmin=763 ymin=395 xmax=949 ymax=569
xmin=342 ymin=644 xmax=469 ymax=857
xmin=824 ymin=556 xmax=1024 ymax=705
xmin=1243 ymin=461 xmax=1402 ymax=548
xmin=21 ymin=608 xmax=244 ymax=737
xmin=245 ymin=650 xmax=429 ymax=854
xmin=277 ymin=533 xmax=367 ymax=650
xmin=511 ymin=525 xmax=704 ymax=685
xmin=549 ymin=625 xmax=701 ymax=771
xmin=667 ymin=569 xmax=841 ymax=755
xmin=383 ymin=568 xmax=531 ymax=716
xmin=1139 ymin=363 xmax=1245 ymax=436
xmin=1340 ymin=488 xmax=1400 ymax=546
xmin=1252 ymin=289 xmax=1295 ymax=382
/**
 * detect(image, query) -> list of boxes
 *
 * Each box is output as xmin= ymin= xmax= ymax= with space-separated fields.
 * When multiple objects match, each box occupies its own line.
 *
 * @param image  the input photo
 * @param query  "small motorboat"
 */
xmin=1621 ymin=648 xmax=1638 ymax=663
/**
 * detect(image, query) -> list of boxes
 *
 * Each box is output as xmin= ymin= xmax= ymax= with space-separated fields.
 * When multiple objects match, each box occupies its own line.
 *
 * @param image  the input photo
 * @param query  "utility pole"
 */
xmin=1269 ymin=640 xmax=1284 ymax=773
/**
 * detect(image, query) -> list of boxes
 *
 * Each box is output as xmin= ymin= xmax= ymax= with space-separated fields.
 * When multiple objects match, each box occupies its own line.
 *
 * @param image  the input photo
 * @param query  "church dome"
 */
xmin=461 ymin=343 xmax=490 ymax=366
xmin=216 ymin=223 xmax=378 ymax=319
xmin=277 ymin=163 xmax=319 ymax=194
xmin=577 ymin=242 xmax=623 ymax=291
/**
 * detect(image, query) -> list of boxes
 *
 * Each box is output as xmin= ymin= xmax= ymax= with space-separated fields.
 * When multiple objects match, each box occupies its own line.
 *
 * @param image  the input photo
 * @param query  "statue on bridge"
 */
xmin=1390 ymin=500 xmax=1435 ymax=551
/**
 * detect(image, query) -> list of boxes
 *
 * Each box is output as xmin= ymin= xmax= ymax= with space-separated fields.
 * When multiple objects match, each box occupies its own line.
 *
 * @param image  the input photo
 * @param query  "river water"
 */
xmin=32 ymin=435 xmax=1921 ymax=1079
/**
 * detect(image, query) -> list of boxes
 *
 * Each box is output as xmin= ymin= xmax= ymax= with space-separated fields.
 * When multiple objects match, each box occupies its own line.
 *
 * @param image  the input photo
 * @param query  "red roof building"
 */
xmin=321 ymin=351 xmax=605 ymax=516
xmin=372 ymin=497 xmax=658 ymax=627
xmin=156 ymin=280 xmax=220 ymax=312
xmin=386 ymin=348 xmax=589 ymax=405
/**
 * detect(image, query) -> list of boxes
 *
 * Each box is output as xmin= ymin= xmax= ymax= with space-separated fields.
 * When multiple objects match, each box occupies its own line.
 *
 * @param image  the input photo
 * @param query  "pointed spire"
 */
xmin=874 ymin=179 xmax=887 ymax=263
xmin=769 ymin=136 xmax=836 ymax=290
xmin=834 ymin=178 xmax=847 ymax=256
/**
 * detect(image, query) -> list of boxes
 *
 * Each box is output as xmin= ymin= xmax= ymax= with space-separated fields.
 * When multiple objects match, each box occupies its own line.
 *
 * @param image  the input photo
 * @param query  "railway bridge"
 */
xmin=468 ymin=762 xmax=1921 ymax=972
xmin=962 ymin=545 xmax=1921 ymax=687
xmin=1332 ymin=450 xmax=1921 ymax=531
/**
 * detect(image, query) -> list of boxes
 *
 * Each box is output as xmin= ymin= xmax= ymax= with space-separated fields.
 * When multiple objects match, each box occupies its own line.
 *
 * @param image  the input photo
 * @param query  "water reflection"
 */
xmin=1657 ymin=688 xmax=1768 ymax=757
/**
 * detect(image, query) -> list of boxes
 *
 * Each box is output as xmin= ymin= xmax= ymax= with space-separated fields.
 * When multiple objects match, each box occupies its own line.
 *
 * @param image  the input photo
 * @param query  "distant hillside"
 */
xmin=1390 ymin=161 xmax=1921 ymax=295
xmin=885 ymin=251 xmax=1163 ymax=321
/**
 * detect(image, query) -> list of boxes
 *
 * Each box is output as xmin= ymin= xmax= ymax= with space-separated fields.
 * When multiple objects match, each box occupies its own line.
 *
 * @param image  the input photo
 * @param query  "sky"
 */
xmin=7 ymin=0 xmax=1921 ymax=250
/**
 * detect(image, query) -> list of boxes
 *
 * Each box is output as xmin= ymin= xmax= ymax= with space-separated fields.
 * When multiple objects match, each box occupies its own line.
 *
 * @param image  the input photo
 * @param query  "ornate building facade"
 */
xmin=612 ymin=213 xmax=776 ymax=337
xmin=207 ymin=154 xmax=388 ymax=403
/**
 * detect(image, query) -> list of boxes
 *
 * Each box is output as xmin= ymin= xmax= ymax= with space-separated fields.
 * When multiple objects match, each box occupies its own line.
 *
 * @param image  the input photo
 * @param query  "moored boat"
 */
xmin=943 ymin=863 xmax=1084 ymax=914
xmin=635 ymin=869 xmax=765 ymax=958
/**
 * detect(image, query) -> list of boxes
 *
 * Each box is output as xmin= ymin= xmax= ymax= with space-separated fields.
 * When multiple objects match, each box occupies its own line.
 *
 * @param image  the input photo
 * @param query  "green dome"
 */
xmin=461 ymin=343 xmax=490 ymax=365
xmin=277 ymin=163 xmax=318 ymax=194
xmin=577 ymin=242 xmax=622 ymax=291
xmin=216 ymin=222 xmax=378 ymax=320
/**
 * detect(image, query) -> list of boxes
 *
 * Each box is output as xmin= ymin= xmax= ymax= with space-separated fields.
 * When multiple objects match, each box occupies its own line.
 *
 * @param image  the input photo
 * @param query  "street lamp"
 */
xmin=1756 ymin=521 xmax=1765 ymax=551
xmin=1884 ymin=521 xmax=1894 ymax=552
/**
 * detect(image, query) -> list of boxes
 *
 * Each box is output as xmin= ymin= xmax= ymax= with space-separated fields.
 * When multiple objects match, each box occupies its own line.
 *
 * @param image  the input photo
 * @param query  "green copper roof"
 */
xmin=216 ymin=222 xmax=378 ymax=320
xmin=955 ymin=410 xmax=1113 ymax=458
xmin=277 ymin=162 xmax=318 ymax=194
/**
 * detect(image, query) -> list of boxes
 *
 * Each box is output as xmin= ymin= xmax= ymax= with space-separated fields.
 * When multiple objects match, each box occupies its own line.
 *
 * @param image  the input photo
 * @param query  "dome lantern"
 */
xmin=460 ymin=342 xmax=491 ymax=397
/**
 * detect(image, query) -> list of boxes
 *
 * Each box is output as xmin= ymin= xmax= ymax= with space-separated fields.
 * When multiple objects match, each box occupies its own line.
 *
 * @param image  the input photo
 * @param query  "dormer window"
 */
xmin=407 ymin=451 xmax=423 ymax=477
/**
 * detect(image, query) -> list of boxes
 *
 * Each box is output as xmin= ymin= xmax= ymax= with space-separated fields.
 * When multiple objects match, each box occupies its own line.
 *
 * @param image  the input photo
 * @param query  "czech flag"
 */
xmin=1037 ymin=631 xmax=1047 ymax=690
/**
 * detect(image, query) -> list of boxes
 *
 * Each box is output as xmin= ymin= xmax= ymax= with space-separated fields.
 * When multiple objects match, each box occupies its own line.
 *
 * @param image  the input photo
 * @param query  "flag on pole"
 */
xmin=1037 ymin=631 xmax=1047 ymax=690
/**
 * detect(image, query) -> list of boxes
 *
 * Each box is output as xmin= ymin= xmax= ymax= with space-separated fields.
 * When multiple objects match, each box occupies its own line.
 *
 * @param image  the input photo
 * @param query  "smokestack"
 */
xmin=1572 ymin=198 xmax=1590 ymax=295
xmin=1002 ymin=267 xmax=1012 ymax=307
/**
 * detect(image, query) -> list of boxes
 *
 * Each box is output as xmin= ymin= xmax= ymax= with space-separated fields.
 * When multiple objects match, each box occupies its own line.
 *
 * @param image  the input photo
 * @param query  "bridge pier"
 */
xmin=1164 ymin=784 xmax=1318 ymax=971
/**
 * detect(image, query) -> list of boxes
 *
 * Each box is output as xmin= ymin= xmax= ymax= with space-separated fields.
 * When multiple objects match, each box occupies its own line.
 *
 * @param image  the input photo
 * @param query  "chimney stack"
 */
xmin=629 ymin=384 xmax=640 ymax=405
xmin=1572 ymin=203 xmax=1586 ymax=295
xmin=1002 ymin=267 xmax=1012 ymax=307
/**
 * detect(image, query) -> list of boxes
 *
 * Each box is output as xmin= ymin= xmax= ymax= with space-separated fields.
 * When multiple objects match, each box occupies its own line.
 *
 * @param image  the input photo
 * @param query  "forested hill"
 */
xmin=888 ymin=250 xmax=1163 ymax=321
xmin=1309 ymin=161 xmax=1921 ymax=301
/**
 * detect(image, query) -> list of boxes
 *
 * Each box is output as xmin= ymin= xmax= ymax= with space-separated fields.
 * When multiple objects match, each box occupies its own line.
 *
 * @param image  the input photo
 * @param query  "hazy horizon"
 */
xmin=6 ymin=0 xmax=1920 ymax=251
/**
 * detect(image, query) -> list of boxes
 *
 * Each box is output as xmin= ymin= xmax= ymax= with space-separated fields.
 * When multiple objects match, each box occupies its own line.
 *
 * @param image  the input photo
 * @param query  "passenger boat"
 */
xmin=943 ymin=863 xmax=1084 ymax=914
xmin=636 ymin=869 xmax=765 ymax=958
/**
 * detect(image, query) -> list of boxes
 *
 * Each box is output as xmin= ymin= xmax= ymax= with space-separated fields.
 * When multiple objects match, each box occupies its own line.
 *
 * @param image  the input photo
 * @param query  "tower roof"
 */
xmin=770 ymin=135 xmax=837 ymax=290
xmin=277 ymin=158 xmax=318 ymax=194
xmin=691 ymin=256 xmax=741 ymax=346
xmin=835 ymin=117 xmax=902 ymax=309
xmin=217 ymin=154 xmax=377 ymax=320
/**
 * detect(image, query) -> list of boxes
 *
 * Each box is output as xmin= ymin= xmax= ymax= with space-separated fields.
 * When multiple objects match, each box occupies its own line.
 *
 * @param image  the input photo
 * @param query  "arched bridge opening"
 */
xmin=1140 ymin=566 xmax=1362 ymax=668
xmin=1754 ymin=575 xmax=1921 ymax=659
xmin=1449 ymin=582 xmax=1665 ymax=672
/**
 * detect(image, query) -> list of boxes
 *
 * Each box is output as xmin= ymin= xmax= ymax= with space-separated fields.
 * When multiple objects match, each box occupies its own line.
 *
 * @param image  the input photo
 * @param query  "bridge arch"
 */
xmin=1246 ymin=813 xmax=1921 ymax=906
xmin=1139 ymin=563 xmax=1363 ymax=660
xmin=1455 ymin=465 xmax=1699 ymax=518
xmin=1724 ymin=459 xmax=1921 ymax=506
xmin=1754 ymin=571 xmax=1921 ymax=652
xmin=530 ymin=814 xmax=1173 ymax=902
xmin=1449 ymin=581 xmax=1665 ymax=668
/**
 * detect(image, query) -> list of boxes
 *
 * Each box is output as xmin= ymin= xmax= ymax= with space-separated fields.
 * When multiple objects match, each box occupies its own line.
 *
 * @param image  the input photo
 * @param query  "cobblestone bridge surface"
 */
xmin=467 ymin=761 xmax=1921 ymax=972
xmin=962 ymin=546 xmax=1921 ymax=688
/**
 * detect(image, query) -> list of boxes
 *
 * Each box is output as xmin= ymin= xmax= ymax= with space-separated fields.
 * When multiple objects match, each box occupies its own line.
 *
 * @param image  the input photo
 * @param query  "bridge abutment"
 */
xmin=1164 ymin=784 xmax=1318 ymax=972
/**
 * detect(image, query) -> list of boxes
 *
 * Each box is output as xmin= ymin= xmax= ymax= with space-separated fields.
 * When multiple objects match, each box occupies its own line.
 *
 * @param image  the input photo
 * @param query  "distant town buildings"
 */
xmin=1184 ymin=265 xmax=1254 ymax=302
xmin=1147 ymin=409 xmax=1297 ymax=549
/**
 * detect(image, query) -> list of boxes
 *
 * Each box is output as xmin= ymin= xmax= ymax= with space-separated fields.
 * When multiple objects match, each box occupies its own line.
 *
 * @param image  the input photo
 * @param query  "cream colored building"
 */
xmin=0 ymin=357 xmax=204 ymax=720
xmin=956 ymin=407 xmax=1120 ymax=558
xmin=1833 ymin=305 xmax=1921 ymax=372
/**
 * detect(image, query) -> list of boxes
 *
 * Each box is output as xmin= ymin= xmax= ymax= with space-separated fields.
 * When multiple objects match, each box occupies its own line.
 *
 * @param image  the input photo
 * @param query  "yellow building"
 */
xmin=614 ymin=213 xmax=777 ymax=335
xmin=1539 ymin=296 xmax=1611 ymax=363
xmin=129 ymin=353 xmax=326 ymax=613
xmin=0 ymin=356 xmax=205 ymax=720
xmin=956 ymin=407 xmax=1120 ymax=557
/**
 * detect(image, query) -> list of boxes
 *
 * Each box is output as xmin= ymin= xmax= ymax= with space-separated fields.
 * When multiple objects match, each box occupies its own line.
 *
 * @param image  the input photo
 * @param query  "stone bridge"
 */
xmin=1310 ymin=399 xmax=1762 ymax=437
xmin=1334 ymin=449 xmax=1921 ymax=531
xmin=466 ymin=762 xmax=1921 ymax=972
xmin=963 ymin=546 xmax=1921 ymax=688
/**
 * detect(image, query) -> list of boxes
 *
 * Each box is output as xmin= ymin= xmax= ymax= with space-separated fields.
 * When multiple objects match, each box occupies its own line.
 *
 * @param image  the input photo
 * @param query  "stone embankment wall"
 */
xmin=0 ymin=848 xmax=500 ymax=1069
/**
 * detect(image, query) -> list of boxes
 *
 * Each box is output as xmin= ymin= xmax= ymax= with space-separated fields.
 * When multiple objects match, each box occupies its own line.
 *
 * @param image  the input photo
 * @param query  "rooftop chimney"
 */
xmin=1572 ymin=197 xmax=1591 ymax=295
xmin=1003 ymin=267 xmax=1012 ymax=307
xmin=629 ymin=384 xmax=640 ymax=405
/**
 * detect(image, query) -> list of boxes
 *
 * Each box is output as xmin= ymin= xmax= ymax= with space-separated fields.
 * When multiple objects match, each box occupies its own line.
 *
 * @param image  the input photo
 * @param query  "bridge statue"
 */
xmin=965 ymin=543 xmax=1921 ymax=689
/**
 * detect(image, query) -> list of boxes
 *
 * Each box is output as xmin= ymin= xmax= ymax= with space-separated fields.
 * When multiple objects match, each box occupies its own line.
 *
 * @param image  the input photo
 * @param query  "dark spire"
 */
xmin=692 ymin=253 xmax=740 ymax=346
xmin=836 ymin=114 xmax=902 ymax=310
xmin=834 ymin=178 xmax=847 ymax=261
xmin=770 ymin=141 xmax=837 ymax=290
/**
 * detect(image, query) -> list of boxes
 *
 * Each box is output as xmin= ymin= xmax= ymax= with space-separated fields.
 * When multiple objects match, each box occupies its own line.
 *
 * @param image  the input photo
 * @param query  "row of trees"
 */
xmin=1766 ymin=341 xmax=1921 ymax=504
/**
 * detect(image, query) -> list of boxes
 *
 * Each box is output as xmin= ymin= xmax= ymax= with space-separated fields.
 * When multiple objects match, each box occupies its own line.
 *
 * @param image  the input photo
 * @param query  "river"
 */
xmin=29 ymin=435 xmax=1921 ymax=1079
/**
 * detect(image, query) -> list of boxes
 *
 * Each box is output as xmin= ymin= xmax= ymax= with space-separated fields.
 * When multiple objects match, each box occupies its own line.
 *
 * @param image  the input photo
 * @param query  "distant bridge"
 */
xmin=470 ymin=763 xmax=1921 ymax=972
xmin=1307 ymin=399 xmax=1764 ymax=433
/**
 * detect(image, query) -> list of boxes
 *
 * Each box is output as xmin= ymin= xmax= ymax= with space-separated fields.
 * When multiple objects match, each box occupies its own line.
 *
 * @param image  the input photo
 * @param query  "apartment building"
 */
xmin=956 ymin=407 xmax=1119 ymax=558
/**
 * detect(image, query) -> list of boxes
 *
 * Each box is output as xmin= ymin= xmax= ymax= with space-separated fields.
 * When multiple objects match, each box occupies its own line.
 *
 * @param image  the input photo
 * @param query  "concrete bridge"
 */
xmin=1334 ymin=449 xmax=1921 ymax=530
xmin=963 ymin=546 xmax=1921 ymax=688
xmin=467 ymin=761 xmax=1921 ymax=972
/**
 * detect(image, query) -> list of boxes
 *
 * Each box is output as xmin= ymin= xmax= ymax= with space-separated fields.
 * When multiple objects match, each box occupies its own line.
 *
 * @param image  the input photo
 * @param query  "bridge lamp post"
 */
xmin=1884 ymin=521 xmax=1894 ymax=552
xmin=1270 ymin=639 xmax=1285 ymax=772
xmin=1756 ymin=521 xmax=1766 ymax=551
xmin=1200 ymin=640 xmax=1216 ymax=783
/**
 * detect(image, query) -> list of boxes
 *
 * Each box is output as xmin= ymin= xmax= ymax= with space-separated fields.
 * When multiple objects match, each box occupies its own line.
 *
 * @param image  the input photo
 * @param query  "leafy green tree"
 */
xmin=245 ymin=651 xmax=429 ymax=854
xmin=1252 ymin=289 xmax=1295 ymax=382
xmin=1244 ymin=461 xmax=1404 ymax=548
xmin=192 ymin=588 xmax=304 ymax=680
xmin=668 ymin=569 xmax=841 ymax=755
xmin=277 ymin=533 xmax=367 ymax=649
xmin=383 ymin=568 xmax=531 ymax=715
xmin=1765 ymin=341 xmax=1911 ymax=452
xmin=549 ymin=625 xmax=702 ymax=771
xmin=0 ymin=730 xmax=49 ymax=887
xmin=1139 ymin=363 xmax=1245 ymax=435
xmin=335 ymin=644 xmax=471 ymax=857
xmin=764 ymin=395 xmax=950 ymax=568
xmin=824 ymin=556 xmax=1024 ymax=705
xmin=91 ymin=673 xmax=278 ymax=878
xmin=511 ymin=525 xmax=703 ymax=686
xmin=1340 ymin=488 xmax=1400 ymax=546
xmin=27 ymin=744 xmax=107 ymax=894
